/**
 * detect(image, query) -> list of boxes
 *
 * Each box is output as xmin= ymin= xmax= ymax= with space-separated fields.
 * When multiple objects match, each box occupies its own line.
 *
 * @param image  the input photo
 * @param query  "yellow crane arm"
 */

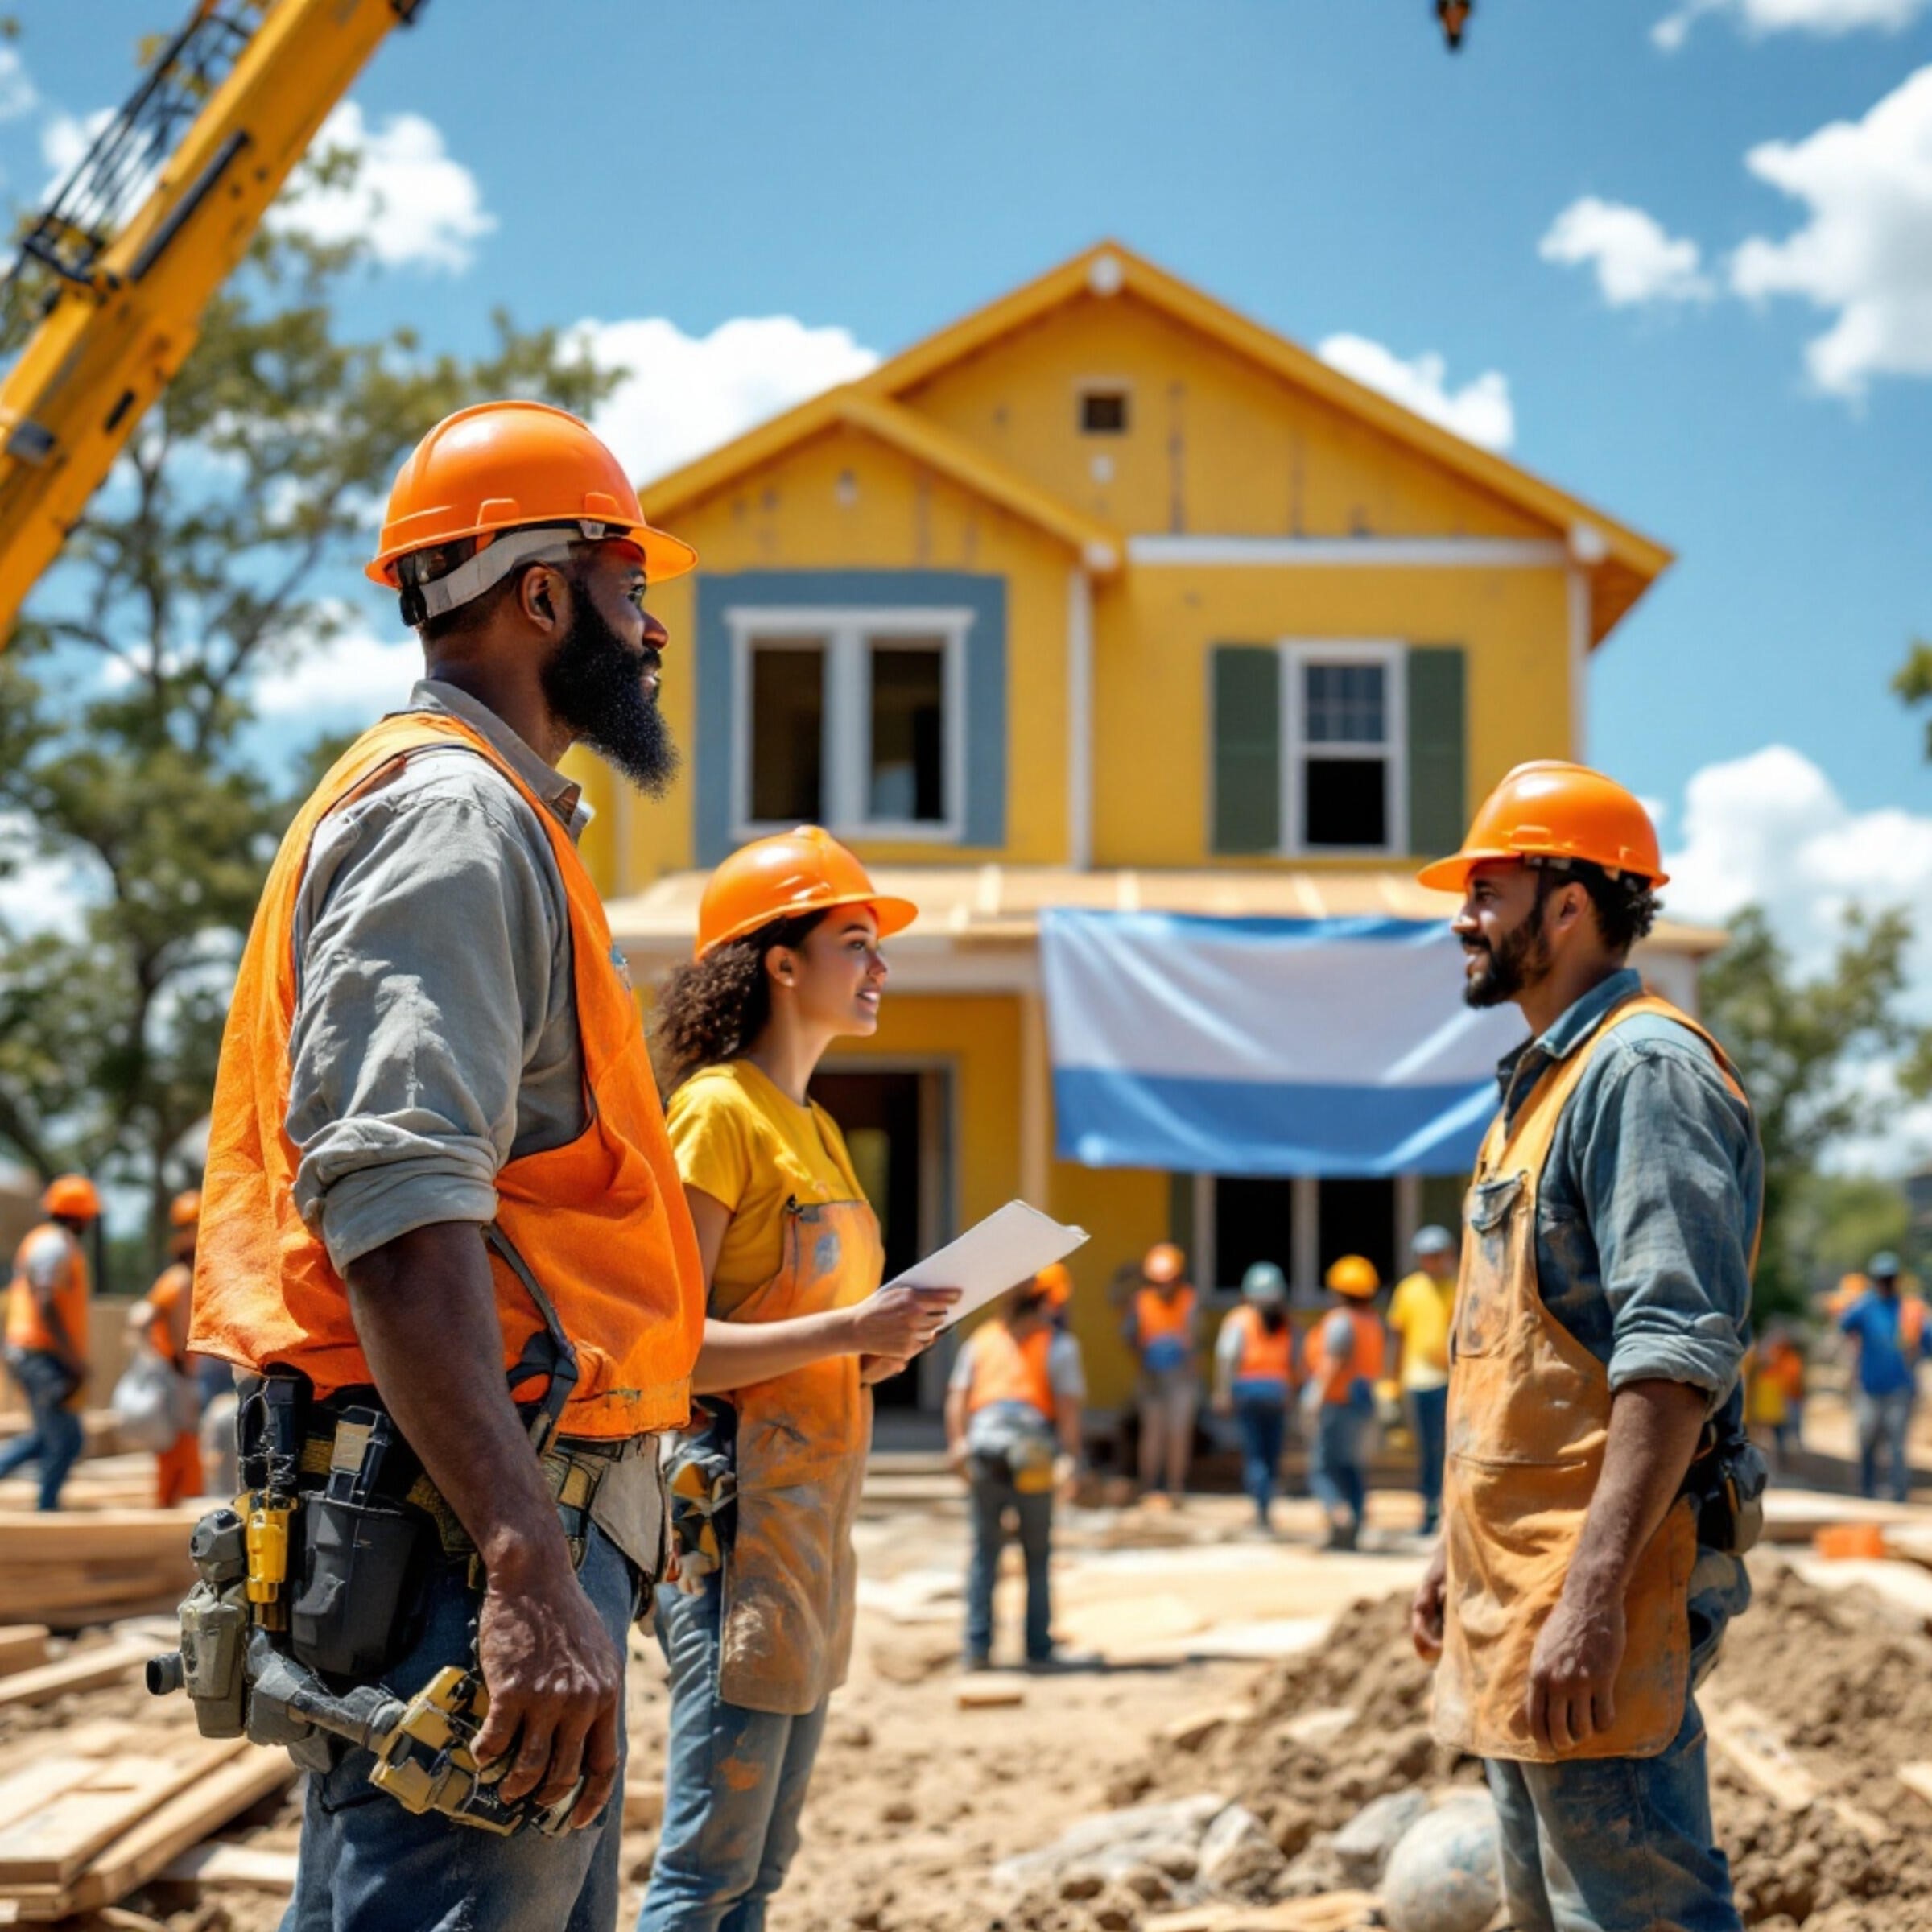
xmin=0 ymin=0 xmax=424 ymax=642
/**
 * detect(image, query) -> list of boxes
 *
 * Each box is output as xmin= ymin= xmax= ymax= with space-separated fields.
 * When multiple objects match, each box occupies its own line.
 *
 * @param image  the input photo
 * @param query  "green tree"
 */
xmin=1893 ymin=638 xmax=1932 ymax=758
xmin=1700 ymin=904 xmax=1932 ymax=1316
xmin=1781 ymin=1172 xmax=1911 ymax=1293
xmin=0 ymin=159 xmax=613 ymax=1282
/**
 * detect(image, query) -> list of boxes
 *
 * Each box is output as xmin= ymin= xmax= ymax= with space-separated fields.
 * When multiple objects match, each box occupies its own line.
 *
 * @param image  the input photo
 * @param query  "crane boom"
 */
xmin=0 ymin=0 xmax=423 ymax=642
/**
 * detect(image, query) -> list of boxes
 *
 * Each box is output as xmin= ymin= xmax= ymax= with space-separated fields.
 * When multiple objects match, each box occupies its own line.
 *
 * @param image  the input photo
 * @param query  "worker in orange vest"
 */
xmin=947 ymin=1264 xmax=1085 ymax=1670
xmin=126 ymin=1190 xmax=204 ymax=1507
xmin=1303 ymin=1255 xmax=1385 ymax=1550
xmin=1211 ymin=1261 xmax=1294 ymax=1532
xmin=641 ymin=829 xmax=956 ymax=1930
xmin=188 ymin=404 xmax=709 ymax=1928
xmin=1407 ymin=762 xmax=1761 ymax=1932
xmin=1125 ymin=1242 xmax=1199 ymax=1503
xmin=0 ymin=1174 xmax=98 ymax=1511
xmin=1838 ymin=1252 xmax=1930 ymax=1502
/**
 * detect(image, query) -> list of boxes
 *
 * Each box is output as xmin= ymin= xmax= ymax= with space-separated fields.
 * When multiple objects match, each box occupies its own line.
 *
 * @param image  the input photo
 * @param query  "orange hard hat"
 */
xmin=42 ymin=1174 xmax=101 ymax=1222
xmin=1033 ymin=1262 xmax=1074 ymax=1310
xmin=1142 ymin=1242 xmax=1187 ymax=1286
xmin=1415 ymin=761 xmax=1667 ymax=896
xmin=167 ymin=1190 xmax=201 ymax=1230
xmin=1325 ymin=1254 xmax=1381 ymax=1298
xmin=696 ymin=828 xmax=917 ymax=960
xmin=365 ymin=402 xmax=697 ymax=617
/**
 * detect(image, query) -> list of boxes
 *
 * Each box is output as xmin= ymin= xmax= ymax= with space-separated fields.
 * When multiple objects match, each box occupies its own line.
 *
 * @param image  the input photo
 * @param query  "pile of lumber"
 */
xmin=0 ymin=1719 xmax=294 ymax=1921
xmin=0 ymin=1511 xmax=196 ymax=1629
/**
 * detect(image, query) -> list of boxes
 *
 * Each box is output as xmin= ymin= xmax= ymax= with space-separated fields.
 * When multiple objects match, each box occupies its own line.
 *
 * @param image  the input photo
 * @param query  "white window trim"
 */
xmin=727 ymin=606 xmax=972 ymax=844
xmin=1279 ymin=638 xmax=1408 ymax=859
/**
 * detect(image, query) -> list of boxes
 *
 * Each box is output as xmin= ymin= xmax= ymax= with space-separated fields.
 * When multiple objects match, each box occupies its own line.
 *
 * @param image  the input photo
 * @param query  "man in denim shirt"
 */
xmin=1410 ymin=762 xmax=1761 ymax=1932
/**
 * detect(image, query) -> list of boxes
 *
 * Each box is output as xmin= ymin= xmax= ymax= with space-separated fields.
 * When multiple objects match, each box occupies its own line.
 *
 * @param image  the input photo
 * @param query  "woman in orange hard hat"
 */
xmin=126 ymin=1191 xmax=204 ymax=1507
xmin=639 ymin=828 xmax=958 ymax=1932
xmin=0 ymin=1174 xmax=99 ymax=1511
xmin=1406 ymin=762 xmax=1762 ymax=1932
xmin=1303 ymin=1255 xmax=1386 ymax=1550
xmin=1125 ymin=1241 xmax=1200 ymax=1503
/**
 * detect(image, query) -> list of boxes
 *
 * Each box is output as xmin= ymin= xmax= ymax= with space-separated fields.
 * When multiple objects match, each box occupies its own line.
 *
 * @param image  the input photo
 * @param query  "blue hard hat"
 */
xmin=1868 ymin=1251 xmax=1902 ymax=1281
xmin=1241 ymin=1261 xmax=1288 ymax=1304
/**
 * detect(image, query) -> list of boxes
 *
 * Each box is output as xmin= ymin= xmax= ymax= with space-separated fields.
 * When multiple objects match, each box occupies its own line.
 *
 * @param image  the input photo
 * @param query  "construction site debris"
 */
xmin=0 ymin=1509 xmax=198 ymax=1630
xmin=0 ymin=1633 xmax=47 ymax=1681
xmin=0 ymin=1639 xmax=151 ymax=1712
xmin=1328 ymin=1790 xmax=1428 ymax=1888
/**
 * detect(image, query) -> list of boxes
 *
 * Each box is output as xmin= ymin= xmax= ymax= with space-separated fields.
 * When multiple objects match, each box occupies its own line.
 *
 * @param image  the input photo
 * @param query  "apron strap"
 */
xmin=481 ymin=1223 xmax=580 ymax=1454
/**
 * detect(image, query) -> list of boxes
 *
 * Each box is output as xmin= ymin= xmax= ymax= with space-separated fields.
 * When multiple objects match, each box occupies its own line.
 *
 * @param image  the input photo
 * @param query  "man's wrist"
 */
xmin=477 ymin=1512 xmax=572 ymax=1590
xmin=1560 ymin=1546 xmax=1630 ymax=1609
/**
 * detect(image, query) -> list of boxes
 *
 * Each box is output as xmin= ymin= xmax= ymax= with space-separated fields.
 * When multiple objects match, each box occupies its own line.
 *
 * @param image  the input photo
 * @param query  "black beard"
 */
xmin=1463 ymin=913 xmax=1550 ymax=1009
xmin=540 ymin=585 xmax=680 ymax=796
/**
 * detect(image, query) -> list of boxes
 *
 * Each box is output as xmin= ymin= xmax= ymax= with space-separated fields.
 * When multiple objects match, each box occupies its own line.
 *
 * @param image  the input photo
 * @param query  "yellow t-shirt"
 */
xmin=667 ymin=1059 xmax=868 ymax=1316
xmin=1388 ymin=1269 xmax=1455 ymax=1392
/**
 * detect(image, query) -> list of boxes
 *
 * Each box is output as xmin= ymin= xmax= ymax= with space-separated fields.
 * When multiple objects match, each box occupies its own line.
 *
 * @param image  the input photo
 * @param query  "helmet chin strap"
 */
xmin=397 ymin=521 xmax=614 ymax=627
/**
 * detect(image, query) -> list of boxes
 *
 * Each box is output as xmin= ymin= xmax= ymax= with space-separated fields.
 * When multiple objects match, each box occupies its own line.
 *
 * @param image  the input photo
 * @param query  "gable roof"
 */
xmin=642 ymin=241 xmax=1671 ymax=645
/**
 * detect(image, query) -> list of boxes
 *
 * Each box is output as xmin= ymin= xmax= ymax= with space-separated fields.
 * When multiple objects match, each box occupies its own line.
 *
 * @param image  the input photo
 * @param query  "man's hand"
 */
xmin=1525 ymin=1578 xmax=1625 ymax=1753
xmin=1410 ymin=1539 xmax=1447 ymax=1662
xmin=848 ymin=1284 xmax=959 ymax=1359
xmin=472 ymin=1547 xmax=624 ymax=1827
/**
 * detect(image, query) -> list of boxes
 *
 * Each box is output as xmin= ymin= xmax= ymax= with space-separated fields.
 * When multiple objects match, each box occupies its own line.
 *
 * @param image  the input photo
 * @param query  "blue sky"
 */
xmin=8 ymin=1 xmax=1932 ymax=964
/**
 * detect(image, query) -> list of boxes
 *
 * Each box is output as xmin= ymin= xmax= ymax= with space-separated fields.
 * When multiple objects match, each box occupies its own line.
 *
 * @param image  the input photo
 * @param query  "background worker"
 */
xmin=1387 ymin=1225 xmax=1458 ymax=1535
xmin=947 ymin=1263 xmax=1085 ymax=1670
xmin=191 ymin=402 xmax=707 ymax=1930
xmin=1303 ymin=1255 xmax=1385 ymax=1550
xmin=1838 ymin=1251 xmax=1928 ymax=1502
xmin=642 ymin=829 xmax=957 ymax=1932
xmin=1408 ymin=762 xmax=1761 ymax=1932
xmin=0 ymin=1174 xmax=98 ymax=1512
xmin=1210 ymin=1261 xmax=1294 ymax=1532
xmin=126 ymin=1189 xmax=204 ymax=1506
xmin=1125 ymin=1242 xmax=1199 ymax=1502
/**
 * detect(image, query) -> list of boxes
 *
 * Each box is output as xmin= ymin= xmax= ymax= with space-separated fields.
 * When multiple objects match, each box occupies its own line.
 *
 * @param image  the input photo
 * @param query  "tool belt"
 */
xmin=1681 ymin=1408 xmax=1766 ymax=1557
xmin=147 ymin=1223 xmax=634 ymax=1837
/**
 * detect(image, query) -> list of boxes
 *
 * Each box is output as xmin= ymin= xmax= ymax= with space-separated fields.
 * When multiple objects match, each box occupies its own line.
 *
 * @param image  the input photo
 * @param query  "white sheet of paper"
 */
xmin=887 ymin=1200 xmax=1090 ymax=1330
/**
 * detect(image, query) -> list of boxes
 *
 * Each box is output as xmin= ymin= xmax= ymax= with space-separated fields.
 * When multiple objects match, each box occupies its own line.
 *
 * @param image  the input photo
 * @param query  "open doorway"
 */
xmin=808 ymin=1063 xmax=952 ymax=1410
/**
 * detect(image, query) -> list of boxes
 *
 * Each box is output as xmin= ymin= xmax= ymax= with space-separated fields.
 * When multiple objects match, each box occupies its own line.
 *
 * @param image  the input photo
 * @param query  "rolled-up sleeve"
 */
xmin=286 ymin=786 xmax=563 ymax=1274
xmin=1572 ymin=1042 xmax=1757 ymax=1404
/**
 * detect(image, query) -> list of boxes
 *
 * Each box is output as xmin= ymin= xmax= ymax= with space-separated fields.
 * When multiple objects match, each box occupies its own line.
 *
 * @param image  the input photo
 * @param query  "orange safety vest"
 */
xmin=1434 ymin=993 xmax=1754 ymax=1765
xmin=1901 ymin=1296 xmax=1929 ymax=1356
xmin=190 ymin=712 xmax=704 ymax=1439
xmin=1135 ymin=1285 xmax=1196 ymax=1348
xmin=965 ymin=1319 xmax=1058 ymax=1420
xmin=146 ymin=1262 xmax=193 ymax=1370
xmin=6 ymin=1223 xmax=89 ymax=1360
xmin=1224 ymin=1304 xmax=1293 ymax=1389
xmin=1305 ymin=1305 xmax=1385 ymax=1405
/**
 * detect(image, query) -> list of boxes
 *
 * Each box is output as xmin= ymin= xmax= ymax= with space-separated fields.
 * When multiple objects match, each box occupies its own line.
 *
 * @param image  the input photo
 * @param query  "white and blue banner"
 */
xmin=1039 ymin=910 xmax=1530 ymax=1177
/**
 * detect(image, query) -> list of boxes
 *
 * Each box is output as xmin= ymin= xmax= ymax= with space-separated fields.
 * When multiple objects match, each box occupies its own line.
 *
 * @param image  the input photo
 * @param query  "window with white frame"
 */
xmin=732 ymin=609 xmax=969 ymax=840
xmin=1285 ymin=641 xmax=1406 ymax=854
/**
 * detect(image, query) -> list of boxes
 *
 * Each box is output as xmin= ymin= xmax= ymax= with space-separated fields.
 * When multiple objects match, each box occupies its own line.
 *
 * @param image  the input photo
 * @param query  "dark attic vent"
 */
xmin=1080 ymin=390 xmax=1129 ymax=435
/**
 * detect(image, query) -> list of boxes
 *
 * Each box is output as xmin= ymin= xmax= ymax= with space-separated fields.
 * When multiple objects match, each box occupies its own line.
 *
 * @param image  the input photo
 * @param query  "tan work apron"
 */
xmin=1434 ymin=993 xmax=1748 ymax=1764
xmin=719 ymin=1197 xmax=884 ymax=1716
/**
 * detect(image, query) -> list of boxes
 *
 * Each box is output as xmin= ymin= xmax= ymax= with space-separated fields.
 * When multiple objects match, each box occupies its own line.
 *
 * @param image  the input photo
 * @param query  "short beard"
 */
xmin=540 ymin=580 xmax=680 ymax=797
xmin=1463 ymin=896 xmax=1552 ymax=1009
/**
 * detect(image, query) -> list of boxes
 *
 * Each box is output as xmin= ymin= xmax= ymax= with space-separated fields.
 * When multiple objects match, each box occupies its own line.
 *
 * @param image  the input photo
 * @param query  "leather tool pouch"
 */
xmin=1686 ymin=1419 xmax=1767 ymax=1558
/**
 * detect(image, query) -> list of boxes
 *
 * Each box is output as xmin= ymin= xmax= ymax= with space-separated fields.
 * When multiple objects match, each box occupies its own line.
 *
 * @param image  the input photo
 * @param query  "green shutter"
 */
xmin=1168 ymin=1173 xmax=1197 ymax=1265
xmin=1211 ymin=646 xmax=1282 ymax=854
xmin=1406 ymin=646 xmax=1467 ymax=860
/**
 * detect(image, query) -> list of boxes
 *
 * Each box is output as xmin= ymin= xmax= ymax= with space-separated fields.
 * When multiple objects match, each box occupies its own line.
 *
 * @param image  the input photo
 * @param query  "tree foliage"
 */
xmin=1893 ymin=638 xmax=1932 ymax=760
xmin=0 ymin=158 xmax=613 ymax=1281
xmin=1700 ymin=904 xmax=1932 ymax=1315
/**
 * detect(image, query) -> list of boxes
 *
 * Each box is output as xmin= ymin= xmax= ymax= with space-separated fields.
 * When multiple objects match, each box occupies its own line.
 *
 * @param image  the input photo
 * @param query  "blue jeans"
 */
xmin=0 ymin=1349 xmax=84 ymax=1511
xmin=1855 ymin=1387 xmax=1913 ymax=1501
xmin=1308 ymin=1399 xmax=1367 ymax=1522
xmin=1409 ymin=1384 xmax=1447 ymax=1531
xmin=1485 ymin=1548 xmax=1750 ymax=1932
xmin=282 ymin=1524 xmax=638 ymax=1932
xmin=638 ymin=1573 xmax=831 ymax=1932
xmin=1231 ymin=1385 xmax=1287 ymax=1525
xmin=964 ymin=1453 xmax=1054 ymax=1663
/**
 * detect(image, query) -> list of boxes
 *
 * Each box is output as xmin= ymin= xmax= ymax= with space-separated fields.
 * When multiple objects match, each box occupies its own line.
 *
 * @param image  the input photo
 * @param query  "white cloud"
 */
xmin=1653 ymin=0 xmax=1931 ymax=49
xmin=578 ymin=315 xmax=880 ymax=482
xmin=0 ymin=813 xmax=89 ymax=941
xmin=1314 ymin=334 xmax=1515 ymax=452
xmin=269 ymin=100 xmax=493 ymax=273
xmin=1539 ymin=197 xmax=1715 ymax=307
xmin=40 ymin=107 xmax=109 ymax=191
xmin=1729 ymin=65 xmax=1932 ymax=398
xmin=253 ymin=626 xmax=419 ymax=721
xmin=0 ymin=47 xmax=36 ymax=122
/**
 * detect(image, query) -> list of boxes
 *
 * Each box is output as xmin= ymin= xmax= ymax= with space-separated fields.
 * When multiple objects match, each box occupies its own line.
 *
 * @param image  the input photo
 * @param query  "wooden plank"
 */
xmin=1897 ymin=1762 xmax=1932 ymax=1810
xmin=155 ymin=1842 xmax=299 ymax=1893
xmin=0 ymin=1762 xmax=111 ymax=1844
xmin=0 ymin=1630 xmax=47 ymax=1679
xmin=956 ymin=1678 xmax=1026 ymax=1710
xmin=1144 ymin=1895 xmax=1380 ymax=1932
xmin=0 ymin=1641 xmax=152 ymax=1711
xmin=14 ymin=1747 xmax=295 ymax=1920
xmin=1706 ymin=1702 xmax=1818 ymax=1812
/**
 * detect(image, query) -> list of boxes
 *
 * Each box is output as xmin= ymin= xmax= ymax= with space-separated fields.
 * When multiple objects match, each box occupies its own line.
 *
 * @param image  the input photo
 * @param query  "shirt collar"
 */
xmin=1495 ymin=965 xmax=1643 ymax=1097
xmin=404 ymin=679 xmax=592 ymax=840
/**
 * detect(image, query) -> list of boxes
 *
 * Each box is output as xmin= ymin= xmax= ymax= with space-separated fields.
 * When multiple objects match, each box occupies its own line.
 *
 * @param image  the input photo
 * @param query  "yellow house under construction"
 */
xmin=573 ymin=242 xmax=1713 ymax=1417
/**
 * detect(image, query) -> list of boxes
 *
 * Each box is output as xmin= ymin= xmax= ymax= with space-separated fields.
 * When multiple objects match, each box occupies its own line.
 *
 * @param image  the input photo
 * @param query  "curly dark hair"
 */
xmin=652 ymin=910 xmax=826 ymax=1093
xmin=1538 ymin=859 xmax=1661 ymax=956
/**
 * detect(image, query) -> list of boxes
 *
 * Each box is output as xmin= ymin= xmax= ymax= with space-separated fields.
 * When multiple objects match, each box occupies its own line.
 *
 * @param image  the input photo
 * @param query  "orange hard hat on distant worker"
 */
xmin=696 ymin=828 xmax=918 ymax=960
xmin=42 ymin=1174 xmax=101 ymax=1222
xmin=167 ymin=1190 xmax=200 ymax=1230
xmin=1141 ymin=1242 xmax=1187 ymax=1286
xmin=365 ymin=401 xmax=698 ymax=621
xmin=1325 ymin=1254 xmax=1381 ymax=1299
xmin=1033 ymin=1262 xmax=1074 ymax=1311
xmin=1415 ymin=761 xmax=1667 ymax=896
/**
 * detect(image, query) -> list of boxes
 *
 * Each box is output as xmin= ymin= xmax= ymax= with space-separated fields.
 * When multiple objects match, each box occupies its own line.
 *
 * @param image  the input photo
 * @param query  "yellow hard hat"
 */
xmin=1325 ymin=1254 xmax=1380 ymax=1298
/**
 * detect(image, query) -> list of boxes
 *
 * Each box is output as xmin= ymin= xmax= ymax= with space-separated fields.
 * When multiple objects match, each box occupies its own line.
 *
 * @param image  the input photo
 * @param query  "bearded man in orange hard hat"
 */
xmin=1407 ymin=762 xmax=1763 ymax=1932
xmin=0 ymin=1174 xmax=100 ymax=1511
xmin=184 ymin=404 xmax=707 ymax=1929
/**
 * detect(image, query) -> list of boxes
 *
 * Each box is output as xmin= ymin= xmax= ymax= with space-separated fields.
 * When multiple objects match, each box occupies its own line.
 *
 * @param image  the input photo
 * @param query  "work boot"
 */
xmin=964 ymin=1653 xmax=992 ymax=1674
